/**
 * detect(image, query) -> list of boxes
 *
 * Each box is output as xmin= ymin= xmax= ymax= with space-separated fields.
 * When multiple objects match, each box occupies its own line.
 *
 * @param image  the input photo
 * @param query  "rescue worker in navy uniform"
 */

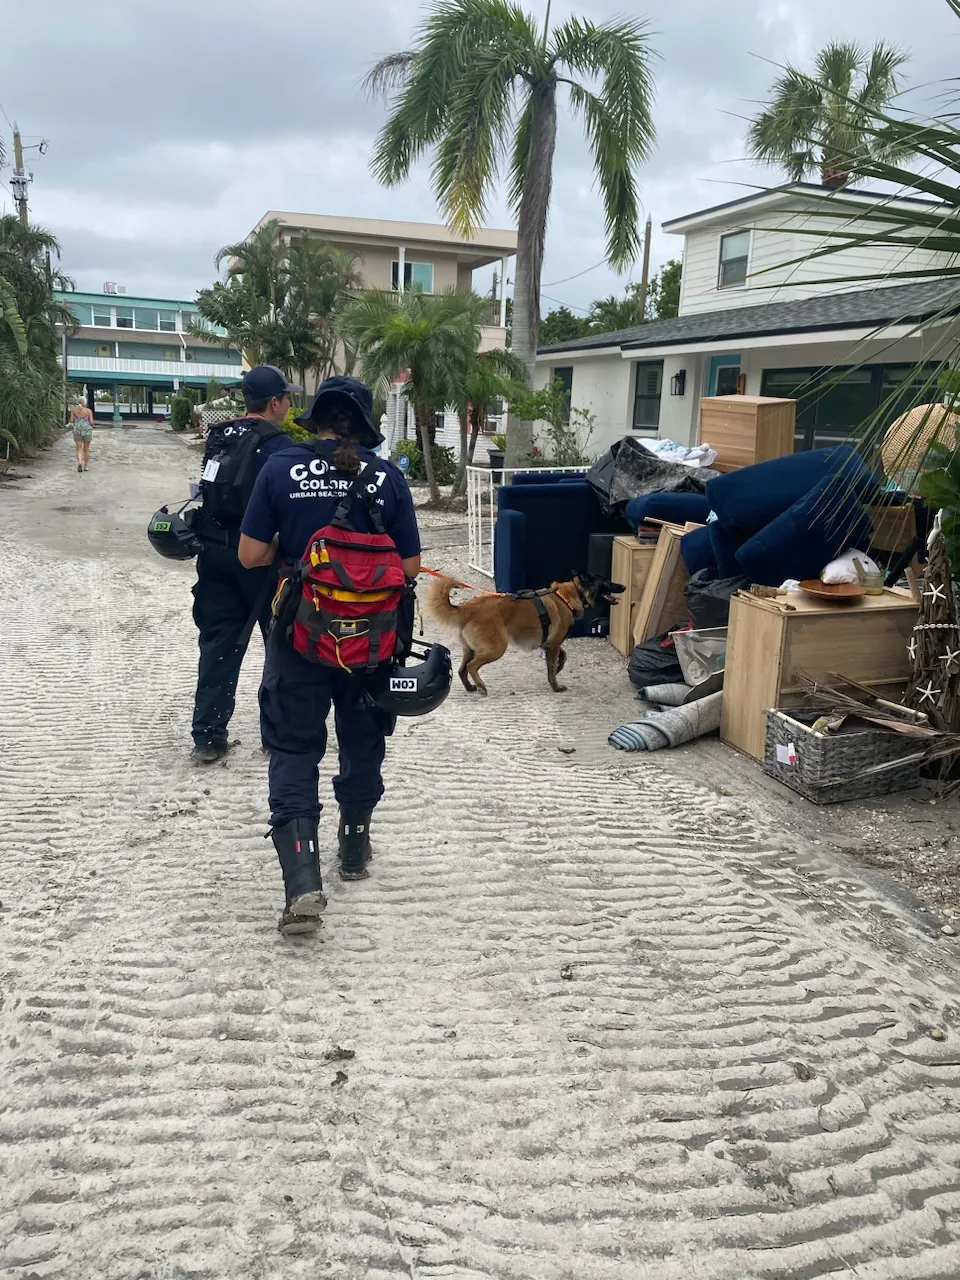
xmin=239 ymin=376 xmax=421 ymax=935
xmin=190 ymin=365 xmax=298 ymax=764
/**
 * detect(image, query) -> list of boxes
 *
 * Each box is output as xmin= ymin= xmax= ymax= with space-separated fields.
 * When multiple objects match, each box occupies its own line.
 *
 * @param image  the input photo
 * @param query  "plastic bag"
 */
xmin=672 ymin=627 xmax=727 ymax=687
xmin=684 ymin=570 xmax=750 ymax=629
xmin=821 ymin=548 xmax=880 ymax=585
xmin=627 ymin=626 xmax=686 ymax=688
xmin=588 ymin=436 xmax=713 ymax=518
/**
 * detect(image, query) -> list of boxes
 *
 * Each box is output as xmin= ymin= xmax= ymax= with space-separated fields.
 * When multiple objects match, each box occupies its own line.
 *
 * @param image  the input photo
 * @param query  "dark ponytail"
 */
xmin=316 ymin=409 xmax=362 ymax=475
xmin=332 ymin=439 xmax=361 ymax=476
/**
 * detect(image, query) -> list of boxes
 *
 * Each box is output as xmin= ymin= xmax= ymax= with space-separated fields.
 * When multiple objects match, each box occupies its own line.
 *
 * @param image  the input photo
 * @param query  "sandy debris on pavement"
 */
xmin=1 ymin=429 xmax=960 ymax=1280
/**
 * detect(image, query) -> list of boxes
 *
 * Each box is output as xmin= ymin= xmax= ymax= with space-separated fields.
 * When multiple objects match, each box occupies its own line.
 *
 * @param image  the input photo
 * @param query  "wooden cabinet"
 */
xmin=720 ymin=588 xmax=918 ymax=759
xmin=699 ymin=395 xmax=796 ymax=472
xmin=609 ymin=535 xmax=657 ymax=656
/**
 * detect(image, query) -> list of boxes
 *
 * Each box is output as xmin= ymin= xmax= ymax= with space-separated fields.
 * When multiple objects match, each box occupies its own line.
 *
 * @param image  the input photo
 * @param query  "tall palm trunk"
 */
xmin=413 ymin=390 xmax=441 ymax=502
xmin=505 ymin=80 xmax=558 ymax=470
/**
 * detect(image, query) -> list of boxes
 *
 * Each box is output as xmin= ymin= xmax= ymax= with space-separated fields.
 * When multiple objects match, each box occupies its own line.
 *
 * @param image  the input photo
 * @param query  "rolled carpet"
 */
xmin=609 ymin=691 xmax=723 ymax=752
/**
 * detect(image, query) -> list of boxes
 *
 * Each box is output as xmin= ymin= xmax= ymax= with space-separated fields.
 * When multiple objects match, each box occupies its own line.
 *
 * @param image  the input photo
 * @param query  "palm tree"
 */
xmin=366 ymin=0 xmax=656 ymax=467
xmin=452 ymin=346 xmax=527 ymax=496
xmin=747 ymin=41 xmax=913 ymax=188
xmin=338 ymin=290 xmax=484 ymax=501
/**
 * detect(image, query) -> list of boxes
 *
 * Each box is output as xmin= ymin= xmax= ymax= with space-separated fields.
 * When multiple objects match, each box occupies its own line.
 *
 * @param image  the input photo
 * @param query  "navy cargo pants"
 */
xmin=192 ymin=541 xmax=275 ymax=748
xmin=259 ymin=637 xmax=388 ymax=827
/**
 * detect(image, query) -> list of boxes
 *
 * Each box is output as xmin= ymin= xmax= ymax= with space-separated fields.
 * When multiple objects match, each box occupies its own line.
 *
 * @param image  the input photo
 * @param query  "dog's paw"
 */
xmin=551 ymin=684 xmax=567 ymax=693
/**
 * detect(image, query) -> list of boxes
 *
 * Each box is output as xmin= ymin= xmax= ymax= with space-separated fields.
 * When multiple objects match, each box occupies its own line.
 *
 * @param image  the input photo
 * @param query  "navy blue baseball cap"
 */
xmin=295 ymin=376 xmax=384 ymax=447
xmin=240 ymin=364 xmax=302 ymax=400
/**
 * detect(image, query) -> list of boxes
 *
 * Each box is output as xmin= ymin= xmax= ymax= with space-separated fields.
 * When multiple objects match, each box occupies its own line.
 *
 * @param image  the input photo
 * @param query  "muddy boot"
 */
xmin=338 ymin=808 xmax=373 ymax=881
xmin=271 ymin=818 xmax=327 ymax=934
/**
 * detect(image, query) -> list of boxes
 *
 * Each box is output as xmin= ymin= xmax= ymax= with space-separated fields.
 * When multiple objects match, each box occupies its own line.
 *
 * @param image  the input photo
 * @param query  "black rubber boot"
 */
xmin=271 ymin=819 xmax=327 ymax=934
xmin=338 ymin=808 xmax=373 ymax=881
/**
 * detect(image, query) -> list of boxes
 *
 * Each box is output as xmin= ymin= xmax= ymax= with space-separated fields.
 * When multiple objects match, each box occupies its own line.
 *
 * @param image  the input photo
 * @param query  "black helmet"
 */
xmin=148 ymin=503 xmax=203 ymax=560
xmin=364 ymin=642 xmax=452 ymax=717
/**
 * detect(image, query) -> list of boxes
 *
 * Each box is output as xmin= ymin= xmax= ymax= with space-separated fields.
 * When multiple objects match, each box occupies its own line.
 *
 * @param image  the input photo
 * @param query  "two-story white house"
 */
xmin=536 ymin=184 xmax=960 ymax=454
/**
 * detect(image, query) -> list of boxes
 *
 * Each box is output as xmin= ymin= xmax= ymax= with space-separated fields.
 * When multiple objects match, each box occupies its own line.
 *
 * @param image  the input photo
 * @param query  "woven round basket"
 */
xmin=880 ymin=403 xmax=960 ymax=494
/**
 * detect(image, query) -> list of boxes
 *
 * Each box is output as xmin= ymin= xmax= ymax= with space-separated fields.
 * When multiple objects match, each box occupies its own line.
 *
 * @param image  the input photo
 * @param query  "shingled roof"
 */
xmin=538 ymin=278 xmax=960 ymax=356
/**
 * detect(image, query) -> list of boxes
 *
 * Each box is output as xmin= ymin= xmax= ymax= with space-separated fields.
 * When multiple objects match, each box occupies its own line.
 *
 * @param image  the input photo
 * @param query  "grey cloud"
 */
xmin=3 ymin=0 xmax=956 ymax=312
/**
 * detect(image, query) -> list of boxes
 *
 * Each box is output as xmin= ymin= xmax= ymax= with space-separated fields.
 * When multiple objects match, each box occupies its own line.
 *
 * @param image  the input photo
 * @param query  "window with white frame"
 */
xmin=92 ymin=304 xmax=112 ymax=327
xmin=391 ymin=261 xmax=434 ymax=292
xmin=718 ymin=231 xmax=750 ymax=289
xmin=158 ymin=312 xmax=177 ymax=332
xmin=115 ymin=306 xmax=134 ymax=329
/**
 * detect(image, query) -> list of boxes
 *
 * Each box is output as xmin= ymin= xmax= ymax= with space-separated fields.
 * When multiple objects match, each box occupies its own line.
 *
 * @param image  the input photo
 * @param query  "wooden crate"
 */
xmin=609 ymin=535 xmax=658 ymax=656
xmin=699 ymin=395 xmax=796 ymax=472
xmin=720 ymin=588 xmax=918 ymax=760
xmin=632 ymin=524 xmax=692 ymax=643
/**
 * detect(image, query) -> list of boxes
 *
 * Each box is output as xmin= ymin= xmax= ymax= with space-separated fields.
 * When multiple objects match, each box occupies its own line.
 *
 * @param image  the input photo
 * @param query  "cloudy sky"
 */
xmin=3 ymin=0 xmax=959 ymax=314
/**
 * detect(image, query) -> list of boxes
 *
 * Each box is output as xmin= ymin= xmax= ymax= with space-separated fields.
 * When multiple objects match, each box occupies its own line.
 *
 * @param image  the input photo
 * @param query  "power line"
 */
xmin=0 ymin=101 xmax=10 ymax=131
xmin=540 ymin=291 xmax=590 ymax=314
xmin=542 ymin=259 xmax=606 ymax=288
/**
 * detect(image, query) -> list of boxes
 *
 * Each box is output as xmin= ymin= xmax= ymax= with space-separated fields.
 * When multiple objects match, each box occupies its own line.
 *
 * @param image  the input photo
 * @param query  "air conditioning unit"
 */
xmin=103 ymin=282 xmax=117 ymax=294
xmin=116 ymin=286 xmax=127 ymax=295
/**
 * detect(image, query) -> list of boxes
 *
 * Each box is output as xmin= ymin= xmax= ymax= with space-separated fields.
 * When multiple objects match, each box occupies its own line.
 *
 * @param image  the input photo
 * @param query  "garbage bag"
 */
xmin=588 ymin=436 xmax=713 ymax=519
xmin=684 ymin=570 xmax=750 ymax=630
xmin=627 ymin=626 xmax=687 ymax=688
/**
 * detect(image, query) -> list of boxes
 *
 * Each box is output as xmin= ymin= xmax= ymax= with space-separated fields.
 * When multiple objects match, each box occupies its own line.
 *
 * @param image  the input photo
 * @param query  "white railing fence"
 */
xmin=466 ymin=464 xmax=589 ymax=578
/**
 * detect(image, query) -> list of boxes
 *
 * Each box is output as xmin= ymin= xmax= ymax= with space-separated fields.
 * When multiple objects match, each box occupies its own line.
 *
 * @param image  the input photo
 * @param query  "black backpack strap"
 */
xmin=332 ymin=470 xmax=386 ymax=534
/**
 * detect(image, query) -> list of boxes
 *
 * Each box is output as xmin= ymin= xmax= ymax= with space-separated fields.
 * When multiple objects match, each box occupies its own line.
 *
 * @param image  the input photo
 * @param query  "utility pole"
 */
xmin=11 ymin=125 xmax=31 ymax=229
xmin=636 ymin=215 xmax=652 ymax=323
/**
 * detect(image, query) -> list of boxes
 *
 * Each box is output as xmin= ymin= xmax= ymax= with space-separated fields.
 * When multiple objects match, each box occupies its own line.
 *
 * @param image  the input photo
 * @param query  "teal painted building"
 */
xmin=56 ymin=290 xmax=243 ymax=420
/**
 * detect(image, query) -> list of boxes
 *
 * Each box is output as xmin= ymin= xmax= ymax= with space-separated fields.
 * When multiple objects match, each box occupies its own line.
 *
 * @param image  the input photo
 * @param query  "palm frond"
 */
xmin=0 ymin=274 xmax=28 ymax=357
xmin=364 ymin=51 xmax=417 ymax=98
xmin=552 ymin=16 xmax=656 ymax=268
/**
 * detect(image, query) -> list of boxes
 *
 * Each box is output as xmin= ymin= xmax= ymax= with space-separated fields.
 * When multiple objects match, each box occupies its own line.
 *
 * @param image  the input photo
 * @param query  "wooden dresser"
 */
xmin=699 ymin=395 xmax=796 ymax=472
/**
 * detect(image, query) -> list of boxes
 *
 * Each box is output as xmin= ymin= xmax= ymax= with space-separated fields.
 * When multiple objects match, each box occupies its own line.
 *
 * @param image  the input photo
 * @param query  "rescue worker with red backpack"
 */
xmin=239 ymin=376 xmax=425 ymax=936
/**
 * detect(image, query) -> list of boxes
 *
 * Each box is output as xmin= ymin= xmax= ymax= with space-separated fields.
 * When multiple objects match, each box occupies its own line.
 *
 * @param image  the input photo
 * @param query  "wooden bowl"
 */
xmin=798 ymin=580 xmax=865 ymax=604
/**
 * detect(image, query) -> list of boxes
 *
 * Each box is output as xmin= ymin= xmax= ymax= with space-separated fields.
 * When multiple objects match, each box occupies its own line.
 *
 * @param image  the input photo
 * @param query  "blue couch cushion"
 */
xmin=625 ymin=491 xmax=711 ymax=529
xmin=709 ymin=521 xmax=747 ymax=579
xmin=511 ymin=470 xmax=587 ymax=485
xmin=706 ymin=446 xmax=878 ymax=536
xmin=680 ymin=525 xmax=718 ymax=575
xmin=735 ymin=475 xmax=875 ymax=586
xmin=493 ymin=507 xmax=525 ymax=593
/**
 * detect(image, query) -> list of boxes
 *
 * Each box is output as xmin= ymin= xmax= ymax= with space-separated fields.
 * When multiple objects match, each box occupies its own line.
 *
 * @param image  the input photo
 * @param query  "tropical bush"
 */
xmin=0 ymin=216 xmax=75 ymax=453
xmin=391 ymin=438 xmax=457 ymax=485
xmin=511 ymin=380 xmax=595 ymax=466
xmin=170 ymin=396 xmax=192 ymax=432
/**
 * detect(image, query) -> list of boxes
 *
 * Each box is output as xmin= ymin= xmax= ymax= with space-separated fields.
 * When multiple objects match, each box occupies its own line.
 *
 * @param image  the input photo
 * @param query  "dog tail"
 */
xmin=426 ymin=575 xmax=462 ymax=630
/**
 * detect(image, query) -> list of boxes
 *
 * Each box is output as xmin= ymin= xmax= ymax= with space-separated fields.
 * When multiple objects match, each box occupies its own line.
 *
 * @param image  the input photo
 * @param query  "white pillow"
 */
xmin=821 ymin=549 xmax=880 ymax=585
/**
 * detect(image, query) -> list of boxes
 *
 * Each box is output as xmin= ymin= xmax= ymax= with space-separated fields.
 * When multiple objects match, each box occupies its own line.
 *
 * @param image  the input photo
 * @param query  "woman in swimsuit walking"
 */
xmin=69 ymin=401 xmax=94 ymax=473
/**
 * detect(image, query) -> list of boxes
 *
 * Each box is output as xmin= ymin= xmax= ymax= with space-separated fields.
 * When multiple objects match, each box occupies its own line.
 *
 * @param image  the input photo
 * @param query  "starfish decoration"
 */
xmin=923 ymin=581 xmax=947 ymax=604
xmin=916 ymin=679 xmax=941 ymax=705
xmin=940 ymin=645 xmax=960 ymax=672
xmin=908 ymin=636 xmax=918 ymax=661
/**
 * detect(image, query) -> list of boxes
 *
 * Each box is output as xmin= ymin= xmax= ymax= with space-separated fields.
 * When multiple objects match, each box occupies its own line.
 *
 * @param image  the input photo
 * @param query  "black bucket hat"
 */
xmin=295 ymin=376 xmax=383 ymax=448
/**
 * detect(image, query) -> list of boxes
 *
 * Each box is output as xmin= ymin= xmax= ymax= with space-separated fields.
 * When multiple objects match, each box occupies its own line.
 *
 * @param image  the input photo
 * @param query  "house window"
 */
xmin=391 ymin=261 xmax=434 ymax=293
xmin=158 ymin=313 xmax=177 ymax=332
xmin=163 ymin=349 xmax=179 ymax=361
xmin=633 ymin=361 xmax=663 ymax=430
xmin=134 ymin=308 xmax=159 ymax=330
xmin=718 ymin=231 xmax=750 ymax=289
xmin=552 ymin=365 xmax=573 ymax=424
xmin=68 ymin=302 xmax=92 ymax=326
xmin=93 ymin=305 xmax=112 ymax=326
xmin=97 ymin=343 xmax=112 ymax=357
xmin=115 ymin=306 xmax=134 ymax=329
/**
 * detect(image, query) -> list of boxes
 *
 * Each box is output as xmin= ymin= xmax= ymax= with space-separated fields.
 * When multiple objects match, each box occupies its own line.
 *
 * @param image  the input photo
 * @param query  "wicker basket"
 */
xmin=880 ymin=403 xmax=960 ymax=495
xmin=763 ymin=703 xmax=927 ymax=804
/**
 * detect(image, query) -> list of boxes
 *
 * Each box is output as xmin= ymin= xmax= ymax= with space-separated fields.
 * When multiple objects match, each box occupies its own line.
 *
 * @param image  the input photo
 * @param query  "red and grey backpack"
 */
xmin=273 ymin=472 xmax=407 ymax=671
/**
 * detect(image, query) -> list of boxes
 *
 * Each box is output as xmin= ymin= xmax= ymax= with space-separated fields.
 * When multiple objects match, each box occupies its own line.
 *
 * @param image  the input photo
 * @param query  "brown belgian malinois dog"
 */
xmin=427 ymin=571 xmax=624 ymax=695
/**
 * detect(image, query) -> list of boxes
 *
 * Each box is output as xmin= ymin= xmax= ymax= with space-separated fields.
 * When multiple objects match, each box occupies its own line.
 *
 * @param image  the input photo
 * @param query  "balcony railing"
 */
xmin=65 ymin=355 xmax=242 ymax=380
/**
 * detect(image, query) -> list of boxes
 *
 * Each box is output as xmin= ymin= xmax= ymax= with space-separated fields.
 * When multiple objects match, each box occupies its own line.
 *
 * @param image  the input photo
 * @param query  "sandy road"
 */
xmin=1 ymin=427 xmax=959 ymax=1279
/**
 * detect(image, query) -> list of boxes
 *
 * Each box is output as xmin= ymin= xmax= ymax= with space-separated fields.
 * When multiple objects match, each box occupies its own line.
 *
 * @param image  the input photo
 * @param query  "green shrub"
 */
xmin=205 ymin=377 xmax=223 ymax=403
xmin=170 ymin=396 xmax=192 ymax=432
xmin=391 ymin=438 xmax=457 ymax=485
xmin=281 ymin=406 xmax=314 ymax=443
xmin=490 ymin=432 xmax=507 ymax=452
